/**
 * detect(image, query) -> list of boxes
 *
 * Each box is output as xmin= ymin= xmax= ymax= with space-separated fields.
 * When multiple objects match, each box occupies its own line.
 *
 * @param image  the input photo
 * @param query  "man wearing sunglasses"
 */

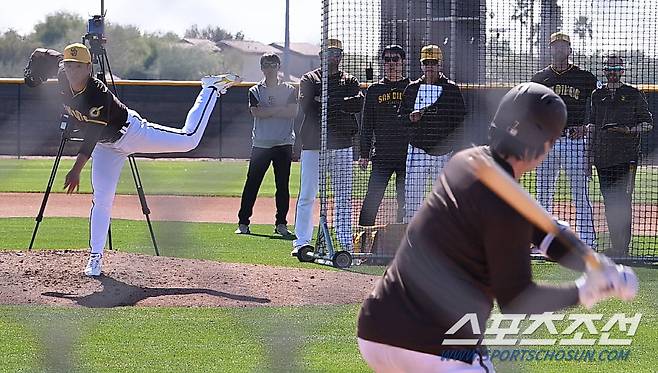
xmin=292 ymin=38 xmax=364 ymax=255
xmin=358 ymin=45 xmax=410 ymax=226
xmin=236 ymin=53 xmax=298 ymax=236
xmin=588 ymin=55 xmax=653 ymax=257
xmin=397 ymin=44 xmax=466 ymax=223
xmin=531 ymin=32 xmax=597 ymax=250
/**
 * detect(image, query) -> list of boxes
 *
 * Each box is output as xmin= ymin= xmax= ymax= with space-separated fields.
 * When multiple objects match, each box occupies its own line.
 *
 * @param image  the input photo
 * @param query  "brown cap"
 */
xmin=549 ymin=32 xmax=571 ymax=45
xmin=420 ymin=45 xmax=442 ymax=62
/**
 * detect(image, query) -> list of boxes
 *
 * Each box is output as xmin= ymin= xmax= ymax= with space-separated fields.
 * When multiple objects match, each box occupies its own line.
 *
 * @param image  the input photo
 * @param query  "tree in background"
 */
xmin=0 ymin=30 xmax=40 ymax=77
xmin=573 ymin=15 xmax=593 ymax=55
xmin=32 ymin=12 xmax=86 ymax=46
xmin=511 ymin=0 xmax=537 ymax=70
xmin=0 ymin=12 xmax=241 ymax=80
xmin=184 ymin=25 xmax=245 ymax=43
xmin=573 ymin=16 xmax=593 ymax=40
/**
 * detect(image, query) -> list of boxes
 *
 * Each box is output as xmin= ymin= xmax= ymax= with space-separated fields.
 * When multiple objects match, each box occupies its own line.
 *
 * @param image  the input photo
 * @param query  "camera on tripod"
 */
xmin=29 ymin=0 xmax=159 ymax=256
xmin=82 ymin=15 xmax=106 ymax=63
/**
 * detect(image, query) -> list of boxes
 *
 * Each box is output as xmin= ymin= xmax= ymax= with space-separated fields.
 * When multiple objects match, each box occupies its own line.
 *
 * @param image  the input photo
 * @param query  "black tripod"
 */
xmin=28 ymin=114 xmax=86 ymax=250
xmin=28 ymin=34 xmax=159 ymax=256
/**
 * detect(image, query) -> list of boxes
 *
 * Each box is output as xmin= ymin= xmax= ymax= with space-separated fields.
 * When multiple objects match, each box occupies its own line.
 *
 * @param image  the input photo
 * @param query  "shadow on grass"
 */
xmin=246 ymin=232 xmax=296 ymax=241
xmin=41 ymin=275 xmax=271 ymax=308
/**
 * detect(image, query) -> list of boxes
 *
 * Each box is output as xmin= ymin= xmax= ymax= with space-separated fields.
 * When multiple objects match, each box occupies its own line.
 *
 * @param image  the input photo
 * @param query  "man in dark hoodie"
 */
xmin=358 ymin=44 xmax=410 ymax=226
xmin=589 ymin=55 xmax=653 ymax=257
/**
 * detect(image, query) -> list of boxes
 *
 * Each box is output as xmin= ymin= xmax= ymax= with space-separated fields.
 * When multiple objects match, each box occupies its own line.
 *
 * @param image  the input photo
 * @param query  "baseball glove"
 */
xmin=24 ymin=48 xmax=63 ymax=87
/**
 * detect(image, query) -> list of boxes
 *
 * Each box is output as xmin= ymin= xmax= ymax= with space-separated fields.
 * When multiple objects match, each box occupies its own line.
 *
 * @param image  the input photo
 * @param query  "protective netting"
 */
xmin=314 ymin=0 xmax=658 ymax=264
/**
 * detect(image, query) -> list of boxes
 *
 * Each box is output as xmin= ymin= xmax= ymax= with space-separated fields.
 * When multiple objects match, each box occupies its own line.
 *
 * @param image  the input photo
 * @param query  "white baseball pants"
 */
xmin=88 ymin=87 xmax=218 ymax=254
xmin=536 ymin=137 xmax=596 ymax=247
xmin=293 ymin=150 xmax=320 ymax=248
xmin=293 ymin=147 xmax=353 ymax=251
xmin=358 ymin=338 xmax=496 ymax=373
xmin=404 ymin=144 xmax=451 ymax=223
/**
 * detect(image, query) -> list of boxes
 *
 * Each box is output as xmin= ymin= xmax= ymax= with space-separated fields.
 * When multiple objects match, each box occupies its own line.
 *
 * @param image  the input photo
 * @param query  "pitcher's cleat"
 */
xmin=201 ymin=73 xmax=242 ymax=95
xmin=234 ymin=224 xmax=251 ymax=235
xmin=84 ymin=253 xmax=102 ymax=277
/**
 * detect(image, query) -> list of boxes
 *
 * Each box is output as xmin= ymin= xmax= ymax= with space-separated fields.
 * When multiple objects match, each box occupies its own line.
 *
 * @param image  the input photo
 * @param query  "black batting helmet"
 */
xmin=489 ymin=82 xmax=567 ymax=160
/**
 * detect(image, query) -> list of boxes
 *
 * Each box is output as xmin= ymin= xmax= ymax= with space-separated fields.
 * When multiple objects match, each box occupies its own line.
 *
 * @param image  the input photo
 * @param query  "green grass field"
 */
xmin=1 ymin=158 xmax=657 ymax=372
xmin=2 ymin=218 xmax=314 ymax=268
xmin=0 ymin=158 xmax=300 ymax=197
xmin=1 ymin=217 xmax=657 ymax=372
xmin=1 ymin=158 xmax=657 ymax=203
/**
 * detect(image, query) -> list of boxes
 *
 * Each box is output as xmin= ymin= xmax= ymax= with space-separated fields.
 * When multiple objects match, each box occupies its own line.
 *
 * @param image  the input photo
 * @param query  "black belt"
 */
xmin=101 ymin=123 xmax=129 ymax=143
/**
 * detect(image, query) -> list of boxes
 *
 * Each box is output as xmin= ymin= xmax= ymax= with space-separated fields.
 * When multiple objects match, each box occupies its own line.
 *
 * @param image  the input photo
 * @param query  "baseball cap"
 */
xmin=327 ymin=38 xmax=343 ymax=50
xmin=420 ymin=45 xmax=442 ymax=62
xmin=62 ymin=43 xmax=92 ymax=64
xmin=381 ymin=44 xmax=405 ymax=59
xmin=549 ymin=32 xmax=571 ymax=45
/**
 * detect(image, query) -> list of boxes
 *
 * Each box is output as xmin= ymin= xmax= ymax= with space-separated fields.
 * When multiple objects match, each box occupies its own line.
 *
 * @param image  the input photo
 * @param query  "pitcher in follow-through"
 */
xmin=24 ymin=43 xmax=241 ymax=277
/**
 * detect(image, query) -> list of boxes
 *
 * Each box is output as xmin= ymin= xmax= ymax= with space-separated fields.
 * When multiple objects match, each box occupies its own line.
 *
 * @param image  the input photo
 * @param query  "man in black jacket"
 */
xmin=358 ymin=45 xmax=410 ymax=226
xmin=292 ymin=39 xmax=363 ymax=255
xmin=589 ymin=55 xmax=653 ymax=257
xmin=397 ymin=45 xmax=466 ymax=223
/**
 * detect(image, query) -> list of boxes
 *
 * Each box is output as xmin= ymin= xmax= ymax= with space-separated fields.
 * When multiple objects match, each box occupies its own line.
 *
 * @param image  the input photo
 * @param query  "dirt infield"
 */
xmin=0 ymin=250 xmax=378 ymax=308
xmin=551 ymin=201 xmax=658 ymax=235
xmin=0 ymin=192 xmax=319 ymax=224
xmin=3 ymin=192 xmax=656 ymax=234
xmin=1 ymin=192 xmax=655 ymax=309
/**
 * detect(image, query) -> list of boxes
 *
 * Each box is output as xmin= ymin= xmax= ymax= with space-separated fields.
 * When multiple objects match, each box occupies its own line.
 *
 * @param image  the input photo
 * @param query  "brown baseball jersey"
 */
xmin=57 ymin=69 xmax=129 ymax=157
xmin=531 ymin=65 xmax=597 ymax=128
xmin=357 ymin=146 xmax=581 ymax=358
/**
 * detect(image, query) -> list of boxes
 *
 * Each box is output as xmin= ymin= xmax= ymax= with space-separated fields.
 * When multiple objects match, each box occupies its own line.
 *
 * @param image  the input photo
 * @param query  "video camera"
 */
xmin=82 ymin=15 xmax=106 ymax=62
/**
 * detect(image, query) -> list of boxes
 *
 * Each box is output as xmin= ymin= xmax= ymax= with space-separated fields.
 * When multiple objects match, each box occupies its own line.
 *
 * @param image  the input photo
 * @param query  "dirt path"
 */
xmin=2 ymin=192 xmax=655 ymax=235
xmin=0 ymin=192 xmax=319 ymax=225
xmin=0 ymin=250 xmax=378 ymax=308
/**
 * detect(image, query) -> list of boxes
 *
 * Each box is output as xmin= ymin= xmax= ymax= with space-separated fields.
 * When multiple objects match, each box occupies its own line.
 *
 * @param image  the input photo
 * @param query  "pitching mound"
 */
xmin=0 ymin=251 xmax=379 ymax=308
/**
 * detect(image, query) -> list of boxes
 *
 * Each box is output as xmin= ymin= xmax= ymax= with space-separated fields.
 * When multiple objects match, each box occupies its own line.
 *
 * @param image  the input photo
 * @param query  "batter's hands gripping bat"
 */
xmin=467 ymin=148 xmax=603 ymax=271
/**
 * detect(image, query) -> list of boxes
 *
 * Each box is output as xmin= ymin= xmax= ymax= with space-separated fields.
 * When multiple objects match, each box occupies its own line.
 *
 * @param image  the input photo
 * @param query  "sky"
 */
xmin=0 ymin=0 xmax=321 ymax=44
xmin=488 ymin=0 xmax=657 ymax=55
xmin=2 ymin=0 xmax=655 ymax=56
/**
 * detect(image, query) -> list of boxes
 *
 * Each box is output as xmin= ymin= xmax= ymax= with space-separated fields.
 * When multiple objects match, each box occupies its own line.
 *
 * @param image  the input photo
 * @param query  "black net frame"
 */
xmin=313 ymin=0 xmax=658 ymax=265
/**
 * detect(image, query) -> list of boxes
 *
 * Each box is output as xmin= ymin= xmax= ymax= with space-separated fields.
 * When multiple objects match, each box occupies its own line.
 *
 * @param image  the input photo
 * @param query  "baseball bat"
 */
xmin=467 ymin=148 xmax=602 ymax=271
